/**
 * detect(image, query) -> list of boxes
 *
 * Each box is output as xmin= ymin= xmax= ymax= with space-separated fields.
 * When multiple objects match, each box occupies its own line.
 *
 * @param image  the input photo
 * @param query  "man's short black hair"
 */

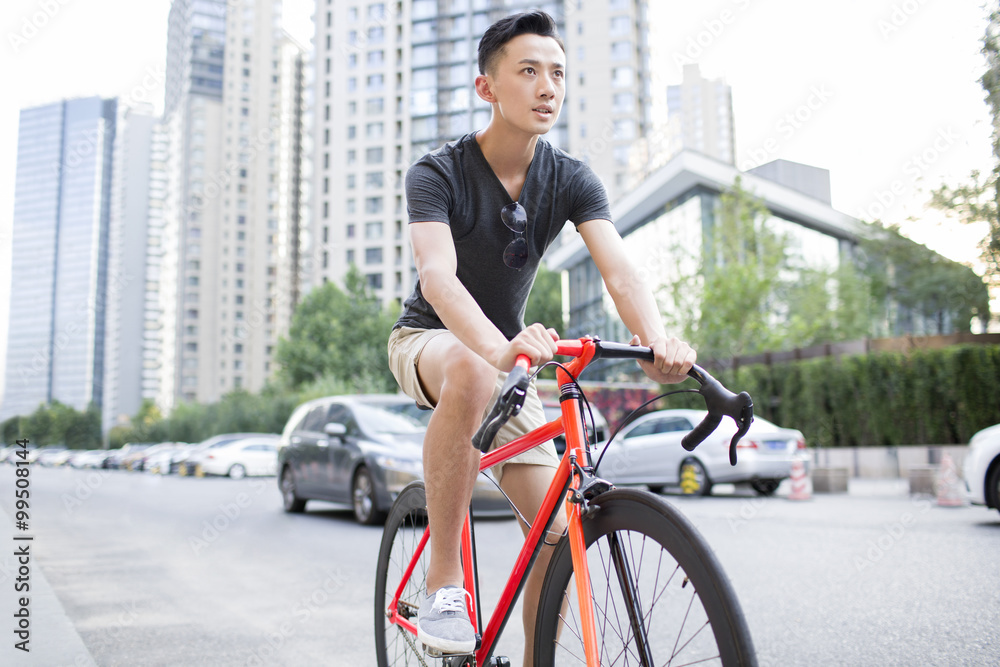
xmin=477 ymin=10 xmax=565 ymax=76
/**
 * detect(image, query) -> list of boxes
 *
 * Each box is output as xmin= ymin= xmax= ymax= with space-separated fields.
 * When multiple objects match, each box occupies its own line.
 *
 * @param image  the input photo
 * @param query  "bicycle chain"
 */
xmin=397 ymin=625 xmax=431 ymax=667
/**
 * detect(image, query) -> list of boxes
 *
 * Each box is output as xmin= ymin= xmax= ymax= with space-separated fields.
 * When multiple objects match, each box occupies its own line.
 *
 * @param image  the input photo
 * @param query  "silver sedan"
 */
xmin=596 ymin=409 xmax=806 ymax=496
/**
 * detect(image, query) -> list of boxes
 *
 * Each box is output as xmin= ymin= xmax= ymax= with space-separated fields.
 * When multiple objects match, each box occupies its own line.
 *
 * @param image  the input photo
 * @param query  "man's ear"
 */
xmin=475 ymin=74 xmax=496 ymax=104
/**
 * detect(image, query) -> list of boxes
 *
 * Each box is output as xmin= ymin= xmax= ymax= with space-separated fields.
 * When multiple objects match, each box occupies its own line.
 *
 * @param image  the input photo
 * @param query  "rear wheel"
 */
xmin=375 ymin=482 xmax=430 ymax=667
xmin=680 ymin=457 xmax=713 ymax=496
xmin=751 ymin=479 xmax=780 ymax=496
xmin=280 ymin=466 xmax=306 ymax=513
xmin=228 ymin=463 xmax=247 ymax=480
xmin=534 ymin=488 xmax=756 ymax=666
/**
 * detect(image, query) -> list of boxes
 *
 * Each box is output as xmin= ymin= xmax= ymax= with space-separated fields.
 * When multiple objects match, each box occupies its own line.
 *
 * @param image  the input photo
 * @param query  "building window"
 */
xmin=366 ymin=172 xmax=384 ymax=189
xmin=367 ymin=273 xmax=383 ymax=289
xmin=365 ymin=247 xmax=383 ymax=264
xmin=366 ymin=147 xmax=384 ymax=164
xmin=365 ymin=197 xmax=383 ymax=214
xmin=365 ymin=221 xmax=384 ymax=239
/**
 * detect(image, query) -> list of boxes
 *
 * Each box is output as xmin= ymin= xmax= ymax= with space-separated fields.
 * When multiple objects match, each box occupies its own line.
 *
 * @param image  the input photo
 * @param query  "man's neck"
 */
xmin=475 ymin=123 xmax=539 ymax=185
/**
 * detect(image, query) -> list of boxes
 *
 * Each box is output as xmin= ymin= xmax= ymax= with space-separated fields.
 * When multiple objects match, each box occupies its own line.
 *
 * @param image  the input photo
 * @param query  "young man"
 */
xmin=387 ymin=10 xmax=696 ymax=662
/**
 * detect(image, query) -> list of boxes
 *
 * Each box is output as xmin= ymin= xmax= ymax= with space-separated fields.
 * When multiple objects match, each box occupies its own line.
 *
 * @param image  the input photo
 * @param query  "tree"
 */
xmin=525 ymin=264 xmax=565 ymax=333
xmin=857 ymin=222 xmax=990 ymax=334
xmin=274 ymin=265 xmax=397 ymax=392
xmin=930 ymin=5 xmax=1000 ymax=299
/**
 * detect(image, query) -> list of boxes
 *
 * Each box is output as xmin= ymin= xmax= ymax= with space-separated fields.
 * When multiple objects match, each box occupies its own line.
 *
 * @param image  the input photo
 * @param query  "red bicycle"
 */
xmin=375 ymin=338 xmax=758 ymax=666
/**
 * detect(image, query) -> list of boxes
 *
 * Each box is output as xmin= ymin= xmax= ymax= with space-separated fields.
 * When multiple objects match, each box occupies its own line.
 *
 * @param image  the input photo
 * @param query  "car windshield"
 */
xmin=354 ymin=403 xmax=426 ymax=435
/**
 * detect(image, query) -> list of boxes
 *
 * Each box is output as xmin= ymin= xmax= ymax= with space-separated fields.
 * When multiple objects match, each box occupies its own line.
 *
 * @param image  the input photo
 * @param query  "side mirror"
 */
xmin=324 ymin=422 xmax=347 ymax=438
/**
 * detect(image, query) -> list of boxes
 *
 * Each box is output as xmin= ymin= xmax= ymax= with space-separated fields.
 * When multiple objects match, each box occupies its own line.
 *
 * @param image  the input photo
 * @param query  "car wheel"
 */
xmin=352 ymin=466 xmax=386 ymax=525
xmin=751 ymin=479 xmax=781 ymax=496
xmin=988 ymin=461 xmax=1000 ymax=514
xmin=281 ymin=467 xmax=306 ymax=513
xmin=228 ymin=463 xmax=247 ymax=480
xmin=679 ymin=458 xmax=712 ymax=496
xmin=647 ymin=484 xmax=665 ymax=494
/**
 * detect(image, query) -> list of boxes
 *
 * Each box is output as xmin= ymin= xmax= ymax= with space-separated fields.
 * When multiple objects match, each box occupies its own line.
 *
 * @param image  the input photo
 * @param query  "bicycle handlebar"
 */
xmin=471 ymin=340 xmax=755 ymax=465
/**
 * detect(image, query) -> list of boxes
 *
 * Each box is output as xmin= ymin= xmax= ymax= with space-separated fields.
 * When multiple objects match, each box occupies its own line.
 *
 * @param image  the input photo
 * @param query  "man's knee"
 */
xmin=439 ymin=347 xmax=496 ymax=407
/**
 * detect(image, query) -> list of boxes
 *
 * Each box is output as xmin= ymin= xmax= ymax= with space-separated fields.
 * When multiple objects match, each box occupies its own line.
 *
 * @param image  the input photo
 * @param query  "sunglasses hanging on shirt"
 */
xmin=501 ymin=202 xmax=528 ymax=270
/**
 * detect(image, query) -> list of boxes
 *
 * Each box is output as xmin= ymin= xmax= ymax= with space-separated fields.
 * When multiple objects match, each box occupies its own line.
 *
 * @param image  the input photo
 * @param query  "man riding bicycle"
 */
xmin=386 ymin=10 xmax=697 ymax=664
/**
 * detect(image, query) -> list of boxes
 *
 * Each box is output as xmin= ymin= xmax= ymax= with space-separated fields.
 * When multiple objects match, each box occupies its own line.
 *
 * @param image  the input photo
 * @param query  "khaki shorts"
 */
xmin=387 ymin=326 xmax=559 ymax=484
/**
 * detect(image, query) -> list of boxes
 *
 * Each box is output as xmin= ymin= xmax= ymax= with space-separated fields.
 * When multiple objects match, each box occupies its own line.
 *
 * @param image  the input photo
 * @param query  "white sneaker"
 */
xmin=416 ymin=586 xmax=475 ymax=654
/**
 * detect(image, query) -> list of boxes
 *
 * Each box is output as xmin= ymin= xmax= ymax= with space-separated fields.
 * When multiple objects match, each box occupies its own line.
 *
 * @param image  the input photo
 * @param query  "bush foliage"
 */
xmin=701 ymin=345 xmax=1000 ymax=447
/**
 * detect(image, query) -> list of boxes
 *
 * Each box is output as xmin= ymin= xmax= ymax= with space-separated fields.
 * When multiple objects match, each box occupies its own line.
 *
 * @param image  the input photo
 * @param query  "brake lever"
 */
xmin=682 ymin=365 xmax=754 ymax=465
xmin=471 ymin=356 xmax=531 ymax=453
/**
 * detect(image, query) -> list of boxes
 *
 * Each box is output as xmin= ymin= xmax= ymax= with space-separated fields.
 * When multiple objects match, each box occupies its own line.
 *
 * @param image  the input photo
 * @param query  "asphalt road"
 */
xmin=1 ymin=466 xmax=998 ymax=666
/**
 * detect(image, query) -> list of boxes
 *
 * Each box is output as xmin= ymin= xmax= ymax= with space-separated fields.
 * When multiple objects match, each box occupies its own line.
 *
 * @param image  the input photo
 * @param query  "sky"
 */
xmin=0 ymin=0 xmax=995 ymax=406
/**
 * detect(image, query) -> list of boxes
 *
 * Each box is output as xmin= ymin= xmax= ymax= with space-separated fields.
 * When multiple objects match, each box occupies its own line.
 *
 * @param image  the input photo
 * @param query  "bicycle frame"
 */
xmin=385 ymin=339 xmax=604 ymax=665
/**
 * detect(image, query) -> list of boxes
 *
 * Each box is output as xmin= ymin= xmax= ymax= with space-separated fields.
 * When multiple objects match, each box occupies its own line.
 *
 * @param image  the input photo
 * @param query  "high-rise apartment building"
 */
xmin=310 ymin=0 xmax=652 ymax=305
xmin=1 ymin=97 xmax=118 ymax=420
xmin=666 ymin=63 xmax=735 ymax=165
xmin=102 ymin=105 xmax=157 ymax=432
xmin=160 ymin=0 xmax=306 ymax=408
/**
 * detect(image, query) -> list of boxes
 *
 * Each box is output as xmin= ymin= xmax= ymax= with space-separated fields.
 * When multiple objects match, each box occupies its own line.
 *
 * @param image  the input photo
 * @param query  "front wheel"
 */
xmin=534 ymin=488 xmax=757 ymax=666
xmin=375 ymin=481 xmax=430 ymax=667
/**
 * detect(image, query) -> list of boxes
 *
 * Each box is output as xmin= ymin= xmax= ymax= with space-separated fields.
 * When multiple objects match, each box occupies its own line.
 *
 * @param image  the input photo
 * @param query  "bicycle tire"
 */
xmin=534 ymin=488 xmax=757 ymax=666
xmin=375 ymin=481 xmax=431 ymax=667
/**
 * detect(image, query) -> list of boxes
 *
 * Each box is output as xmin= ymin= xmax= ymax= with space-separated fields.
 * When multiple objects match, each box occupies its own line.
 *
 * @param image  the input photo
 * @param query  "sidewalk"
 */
xmin=0 ymin=505 xmax=96 ymax=667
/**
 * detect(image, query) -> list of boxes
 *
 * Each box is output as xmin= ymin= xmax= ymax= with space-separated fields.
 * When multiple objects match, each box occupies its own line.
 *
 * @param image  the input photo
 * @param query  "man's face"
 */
xmin=483 ymin=33 xmax=566 ymax=135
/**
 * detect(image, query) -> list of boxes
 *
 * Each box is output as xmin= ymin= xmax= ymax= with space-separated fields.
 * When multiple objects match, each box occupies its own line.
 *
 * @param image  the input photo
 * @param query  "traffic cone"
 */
xmin=787 ymin=457 xmax=811 ymax=501
xmin=935 ymin=452 xmax=965 ymax=507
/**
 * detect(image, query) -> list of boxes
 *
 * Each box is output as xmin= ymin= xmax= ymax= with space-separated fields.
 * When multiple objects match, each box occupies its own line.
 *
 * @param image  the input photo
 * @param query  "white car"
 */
xmin=963 ymin=424 xmax=1000 ymax=515
xmin=597 ymin=408 xmax=806 ymax=496
xmin=197 ymin=437 xmax=280 ymax=479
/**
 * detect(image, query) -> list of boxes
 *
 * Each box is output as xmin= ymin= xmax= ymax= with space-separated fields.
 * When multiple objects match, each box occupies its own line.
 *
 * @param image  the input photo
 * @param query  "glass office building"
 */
xmin=2 ymin=97 xmax=118 ymax=420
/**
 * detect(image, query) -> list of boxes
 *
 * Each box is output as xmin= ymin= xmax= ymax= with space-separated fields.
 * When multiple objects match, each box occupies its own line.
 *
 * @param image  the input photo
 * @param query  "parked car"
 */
xmin=596 ymin=409 xmax=806 ymax=496
xmin=963 ymin=423 xmax=1000 ymax=515
xmin=181 ymin=433 xmax=279 ymax=476
xmin=196 ymin=436 xmax=280 ymax=479
xmin=278 ymin=394 xmax=508 ymax=525
xmin=143 ymin=443 xmax=190 ymax=475
xmin=106 ymin=443 xmax=156 ymax=469
xmin=35 ymin=446 xmax=69 ymax=466
xmin=68 ymin=450 xmax=113 ymax=469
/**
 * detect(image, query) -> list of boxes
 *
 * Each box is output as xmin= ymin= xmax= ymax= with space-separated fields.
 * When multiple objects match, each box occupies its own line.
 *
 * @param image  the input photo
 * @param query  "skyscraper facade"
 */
xmin=160 ymin=0 xmax=306 ymax=408
xmin=102 ymin=105 xmax=157 ymax=432
xmin=309 ymin=0 xmax=652 ymax=305
xmin=1 ymin=97 xmax=118 ymax=420
xmin=666 ymin=63 xmax=736 ymax=165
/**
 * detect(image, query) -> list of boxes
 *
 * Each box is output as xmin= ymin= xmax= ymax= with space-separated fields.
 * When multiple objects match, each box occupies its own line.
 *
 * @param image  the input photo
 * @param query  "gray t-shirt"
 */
xmin=396 ymin=132 xmax=611 ymax=340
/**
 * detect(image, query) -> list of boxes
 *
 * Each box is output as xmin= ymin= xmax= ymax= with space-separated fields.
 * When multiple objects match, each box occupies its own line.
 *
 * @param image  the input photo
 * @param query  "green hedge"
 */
xmin=705 ymin=345 xmax=1000 ymax=447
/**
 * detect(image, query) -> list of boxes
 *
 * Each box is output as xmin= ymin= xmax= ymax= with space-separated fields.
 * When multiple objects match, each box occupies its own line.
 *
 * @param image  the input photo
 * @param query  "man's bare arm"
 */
xmin=410 ymin=221 xmax=557 ymax=371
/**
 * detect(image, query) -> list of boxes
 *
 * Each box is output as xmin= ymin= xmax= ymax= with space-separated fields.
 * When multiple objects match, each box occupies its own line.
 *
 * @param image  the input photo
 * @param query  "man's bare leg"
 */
xmin=416 ymin=333 xmax=499 ymax=595
xmin=499 ymin=462 xmax=568 ymax=666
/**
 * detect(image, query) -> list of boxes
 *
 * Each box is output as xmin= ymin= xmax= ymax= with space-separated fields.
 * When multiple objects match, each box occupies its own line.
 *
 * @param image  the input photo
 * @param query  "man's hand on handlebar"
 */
xmin=492 ymin=323 xmax=559 ymax=372
xmin=631 ymin=335 xmax=697 ymax=385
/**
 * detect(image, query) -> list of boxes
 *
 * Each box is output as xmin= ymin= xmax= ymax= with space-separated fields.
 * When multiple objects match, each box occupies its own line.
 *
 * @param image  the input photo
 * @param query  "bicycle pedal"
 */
xmin=422 ymin=645 xmax=474 ymax=661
